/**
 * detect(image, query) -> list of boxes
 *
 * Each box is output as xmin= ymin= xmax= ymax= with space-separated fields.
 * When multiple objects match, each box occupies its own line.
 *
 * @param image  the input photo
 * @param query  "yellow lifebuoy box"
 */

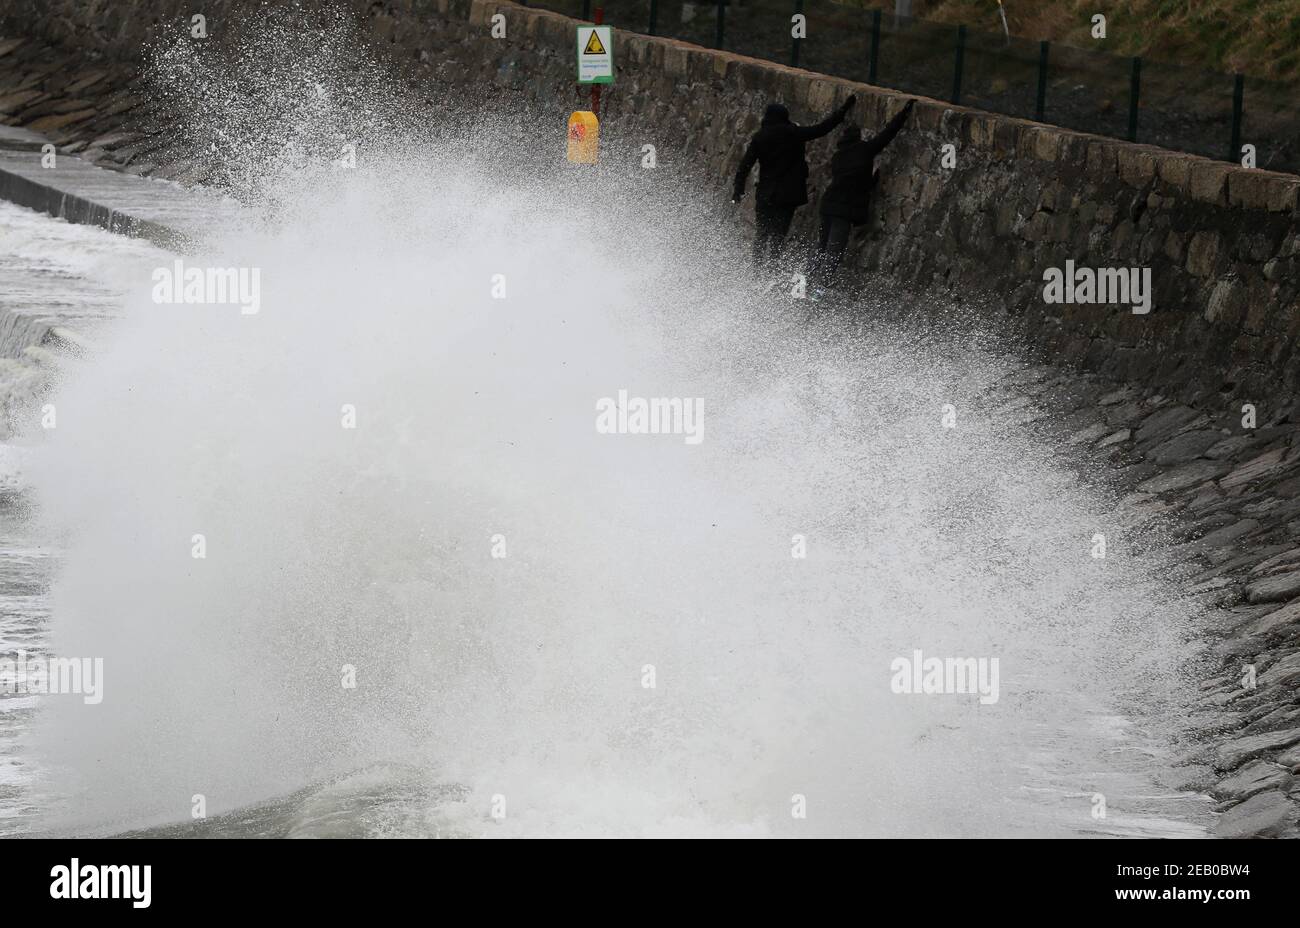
xmin=567 ymin=111 xmax=599 ymax=164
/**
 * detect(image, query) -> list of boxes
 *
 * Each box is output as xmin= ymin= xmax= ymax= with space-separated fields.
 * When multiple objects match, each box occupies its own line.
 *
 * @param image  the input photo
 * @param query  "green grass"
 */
xmin=840 ymin=0 xmax=1300 ymax=83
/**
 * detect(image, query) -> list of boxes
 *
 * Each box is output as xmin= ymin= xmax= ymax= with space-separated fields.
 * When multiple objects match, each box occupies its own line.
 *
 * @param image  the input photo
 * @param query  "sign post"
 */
xmin=568 ymin=9 xmax=612 ymax=164
xmin=576 ymin=18 xmax=613 ymax=92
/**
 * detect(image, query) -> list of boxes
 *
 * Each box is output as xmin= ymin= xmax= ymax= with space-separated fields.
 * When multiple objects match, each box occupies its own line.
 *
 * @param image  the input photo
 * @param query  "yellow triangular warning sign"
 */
xmin=583 ymin=30 xmax=606 ymax=55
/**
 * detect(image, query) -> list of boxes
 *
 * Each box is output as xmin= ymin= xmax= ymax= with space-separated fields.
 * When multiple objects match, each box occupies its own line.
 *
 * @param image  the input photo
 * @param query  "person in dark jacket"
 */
xmin=732 ymin=95 xmax=857 ymax=272
xmin=814 ymin=99 xmax=914 ymax=288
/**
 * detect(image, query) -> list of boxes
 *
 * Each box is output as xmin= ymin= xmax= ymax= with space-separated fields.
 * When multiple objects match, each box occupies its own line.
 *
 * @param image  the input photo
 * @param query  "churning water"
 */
xmin=1 ymin=14 xmax=1214 ymax=838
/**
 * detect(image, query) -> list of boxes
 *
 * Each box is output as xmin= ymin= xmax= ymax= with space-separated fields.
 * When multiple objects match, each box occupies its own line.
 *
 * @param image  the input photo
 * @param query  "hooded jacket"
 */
xmin=733 ymin=98 xmax=854 ymax=208
xmin=819 ymin=102 xmax=912 ymax=224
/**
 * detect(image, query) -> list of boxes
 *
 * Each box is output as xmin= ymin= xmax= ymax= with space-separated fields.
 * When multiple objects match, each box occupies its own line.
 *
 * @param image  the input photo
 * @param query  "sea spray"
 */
xmin=18 ymin=9 xmax=1205 ymax=838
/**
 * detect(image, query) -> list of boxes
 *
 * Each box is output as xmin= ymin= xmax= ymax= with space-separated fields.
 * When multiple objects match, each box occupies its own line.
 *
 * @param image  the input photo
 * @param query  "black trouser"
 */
xmin=752 ymin=201 xmax=796 ymax=271
xmin=816 ymin=215 xmax=852 ymax=287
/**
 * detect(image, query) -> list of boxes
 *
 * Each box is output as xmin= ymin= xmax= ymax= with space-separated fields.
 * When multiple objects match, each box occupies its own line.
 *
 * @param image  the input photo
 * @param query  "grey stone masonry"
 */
xmin=3 ymin=0 xmax=1298 ymax=403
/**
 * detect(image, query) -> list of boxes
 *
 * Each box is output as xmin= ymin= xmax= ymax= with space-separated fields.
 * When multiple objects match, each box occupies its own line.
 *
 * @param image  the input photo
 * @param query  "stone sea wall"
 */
xmin=2 ymin=0 xmax=1300 ymax=407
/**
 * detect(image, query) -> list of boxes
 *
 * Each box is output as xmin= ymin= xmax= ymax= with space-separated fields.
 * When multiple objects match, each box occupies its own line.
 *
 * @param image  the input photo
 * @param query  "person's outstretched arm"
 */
xmin=794 ymin=94 xmax=857 ymax=141
xmin=732 ymin=139 xmax=759 ymax=201
xmin=863 ymin=98 xmax=915 ymax=157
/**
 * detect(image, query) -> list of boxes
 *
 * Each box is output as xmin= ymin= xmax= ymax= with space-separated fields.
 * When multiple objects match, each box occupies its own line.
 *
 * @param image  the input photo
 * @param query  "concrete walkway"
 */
xmin=0 ymin=199 xmax=172 ymax=439
xmin=0 ymin=124 xmax=243 ymax=250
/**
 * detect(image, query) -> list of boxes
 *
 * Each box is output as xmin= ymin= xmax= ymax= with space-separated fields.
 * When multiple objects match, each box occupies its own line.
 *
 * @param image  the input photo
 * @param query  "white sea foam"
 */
xmin=12 ymin=12 xmax=1208 ymax=837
